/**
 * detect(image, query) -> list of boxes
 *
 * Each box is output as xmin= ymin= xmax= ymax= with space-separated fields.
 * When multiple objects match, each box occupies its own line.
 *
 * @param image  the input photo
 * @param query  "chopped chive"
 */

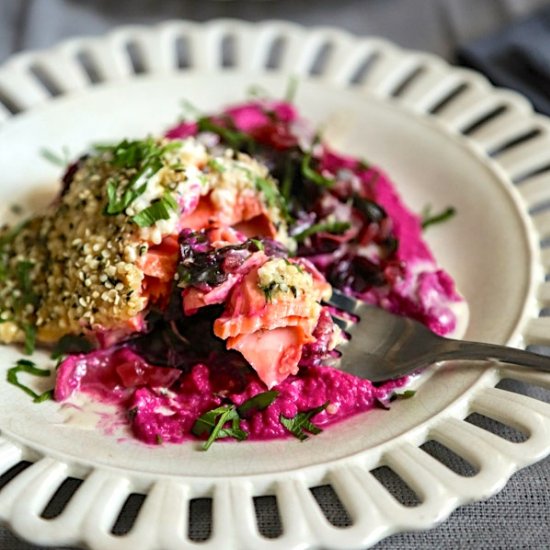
xmin=301 ymin=153 xmax=334 ymax=187
xmin=421 ymin=205 xmax=456 ymax=230
xmin=132 ymin=193 xmax=178 ymax=227
xmin=40 ymin=146 xmax=70 ymax=167
xmin=7 ymin=359 xmax=53 ymax=403
xmin=293 ymin=221 xmax=351 ymax=242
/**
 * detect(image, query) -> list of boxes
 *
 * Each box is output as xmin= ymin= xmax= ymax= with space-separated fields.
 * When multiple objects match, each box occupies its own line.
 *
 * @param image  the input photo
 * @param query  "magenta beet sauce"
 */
xmin=54 ymin=98 xmax=464 ymax=447
xmin=56 ymin=347 xmax=407 ymax=444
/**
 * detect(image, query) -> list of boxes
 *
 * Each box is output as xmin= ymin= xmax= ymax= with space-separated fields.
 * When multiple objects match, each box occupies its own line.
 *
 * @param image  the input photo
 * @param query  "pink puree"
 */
xmin=322 ymin=154 xmax=462 ymax=336
xmin=55 ymin=347 xmax=406 ymax=445
xmin=367 ymin=169 xmax=461 ymax=335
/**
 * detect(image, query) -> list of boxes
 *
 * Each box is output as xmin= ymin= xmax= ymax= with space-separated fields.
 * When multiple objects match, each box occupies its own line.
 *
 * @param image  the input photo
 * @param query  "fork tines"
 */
xmin=327 ymin=289 xmax=359 ymax=313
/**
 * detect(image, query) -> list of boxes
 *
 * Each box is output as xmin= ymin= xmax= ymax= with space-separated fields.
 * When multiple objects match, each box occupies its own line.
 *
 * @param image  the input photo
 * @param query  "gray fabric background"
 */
xmin=0 ymin=1 xmax=549 ymax=548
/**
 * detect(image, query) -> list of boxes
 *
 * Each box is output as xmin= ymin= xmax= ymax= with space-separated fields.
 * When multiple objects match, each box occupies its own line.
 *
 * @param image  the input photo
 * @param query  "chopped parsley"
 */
xmin=95 ymin=138 xmax=181 ymax=171
xmin=196 ymin=117 xmax=253 ymax=150
xmin=280 ymin=402 xmax=329 ymax=441
xmin=390 ymin=390 xmax=417 ymax=401
xmin=51 ymin=334 xmax=94 ymax=360
xmin=293 ymin=221 xmax=351 ymax=242
xmin=255 ymin=176 xmax=290 ymax=221
xmin=7 ymin=359 xmax=53 ymax=403
xmin=132 ymin=193 xmax=178 ymax=227
xmin=192 ymin=391 xmax=280 ymax=450
xmin=97 ymin=138 xmax=183 ymax=217
xmin=192 ymin=405 xmax=247 ymax=451
xmin=40 ymin=146 xmax=70 ymax=167
xmin=237 ymin=390 xmax=279 ymax=417
xmin=259 ymin=281 xmax=278 ymax=302
xmin=421 ymin=205 xmax=456 ymax=230
xmin=250 ymin=239 xmax=264 ymax=252
xmin=179 ymin=98 xmax=202 ymax=120
xmin=105 ymin=177 xmax=147 ymax=216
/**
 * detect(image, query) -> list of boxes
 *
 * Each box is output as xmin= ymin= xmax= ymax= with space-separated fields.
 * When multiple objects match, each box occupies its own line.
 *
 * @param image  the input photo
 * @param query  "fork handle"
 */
xmin=443 ymin=340 xmax=550 ymax=373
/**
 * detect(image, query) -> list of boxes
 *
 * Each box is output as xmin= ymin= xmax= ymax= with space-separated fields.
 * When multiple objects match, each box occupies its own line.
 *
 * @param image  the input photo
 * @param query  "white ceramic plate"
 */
xmin=0 ymin=20 xmax=550 ymax=550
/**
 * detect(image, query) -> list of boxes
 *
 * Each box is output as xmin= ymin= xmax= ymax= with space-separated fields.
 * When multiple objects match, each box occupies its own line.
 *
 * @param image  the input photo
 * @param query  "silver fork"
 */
xmin=328 ymin=290 xmax=550 ymax=382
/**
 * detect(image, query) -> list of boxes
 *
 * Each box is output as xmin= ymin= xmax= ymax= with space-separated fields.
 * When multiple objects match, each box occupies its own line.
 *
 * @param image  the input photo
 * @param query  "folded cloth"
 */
xmin=457 ymin=5 xmax=550 ymax=116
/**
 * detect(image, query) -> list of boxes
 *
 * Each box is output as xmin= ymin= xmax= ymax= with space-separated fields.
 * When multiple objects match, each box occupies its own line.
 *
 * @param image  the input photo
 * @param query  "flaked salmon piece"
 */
xmin=209 ymin=258 xmax=329 ymax=387
xmin=214 ymin=266 xmax=321 ymax=338
xmin=139 ymin=236 xmax=179 ymax=282
xmin=207 ymin=225 xmax=247 ymax=247
xmin=226 ymin=327 xmax=306 ymax=388
xmin=179 ymin=195 xmax=217 ymax=230
xmin=180 ymin=193 xmax=278 ymax=239
xmin=137 ymin=235 xmax=180 ymax=310
xmin=215 ymin=313 xmax=317 ymax=341
xmin=183 ymin=275 xmax=240 ymax=315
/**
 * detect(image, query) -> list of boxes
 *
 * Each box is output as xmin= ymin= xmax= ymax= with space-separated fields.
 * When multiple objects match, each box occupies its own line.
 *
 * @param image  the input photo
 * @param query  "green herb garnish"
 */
xmin=206 ymin=158 xmax=226 ymax=173
xmin=40 ymin=146 xmax=70 ymax=167
xmin=179 ymin=98 xmax=202 ymax=120
xmin=132 ymin=193 xmax=178 ymax=228
xmin=237 ymin=390 xmax=279 ymax=417
xmin=390 ymin=390 xmax=417 ymax=401
xmin=250 ymin=239 xmax=264 ymax=251
xmin=51 ymin=334 xmax=94 ymax=360
xmin=285 ymin=75 xmax=299 ymax=103
xmin=192 ymin=405 xmax=247 ymax=451
xmin=7 ymin=359 xmax=53 ymax=403
xmin=259 ymin=281 xmax=277 ymax=302
xmin=301 ymin=153 xmax=334 ymax=187
xmin=281 ymin=158 xmax=295 ymax=201
xmin=192 ymin=392 xmax=280 ymax=451
xmin=421 ymin=205 xmax=456 ymax=230
xmin=196 ymin=117 xmax=253 ymax=150
xmin=293 ymin=221 xmax=351 ymax=242
xmin=15 ymin=260 xmax=39 ymax=307
xmin=23 ymin=324 xmax=37 ymax=355
xmin=97 ymin=138 xmax=182 ymax=216
xmin=105 ymin=177 xmax=147 ymax=216
xmin=255 ymin=177 xmax=280 ymax=209
xmin=255 ymin=176 xmax=291 ymax=221
xmin=95 ymin=138 xmax=181 ymax=170
xmin=280 ymin=402 xmax=329 ymax=441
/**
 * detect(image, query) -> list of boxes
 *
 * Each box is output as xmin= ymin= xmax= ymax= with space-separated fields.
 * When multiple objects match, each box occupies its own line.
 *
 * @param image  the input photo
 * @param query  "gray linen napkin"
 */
xmin=458 ymin=5 xmax=550 ymax=115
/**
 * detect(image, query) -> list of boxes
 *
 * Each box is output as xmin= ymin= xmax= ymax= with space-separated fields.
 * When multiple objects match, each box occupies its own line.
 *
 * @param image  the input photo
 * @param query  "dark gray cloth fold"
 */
xmin=458 ymin=6 xmax=550 ymax=115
